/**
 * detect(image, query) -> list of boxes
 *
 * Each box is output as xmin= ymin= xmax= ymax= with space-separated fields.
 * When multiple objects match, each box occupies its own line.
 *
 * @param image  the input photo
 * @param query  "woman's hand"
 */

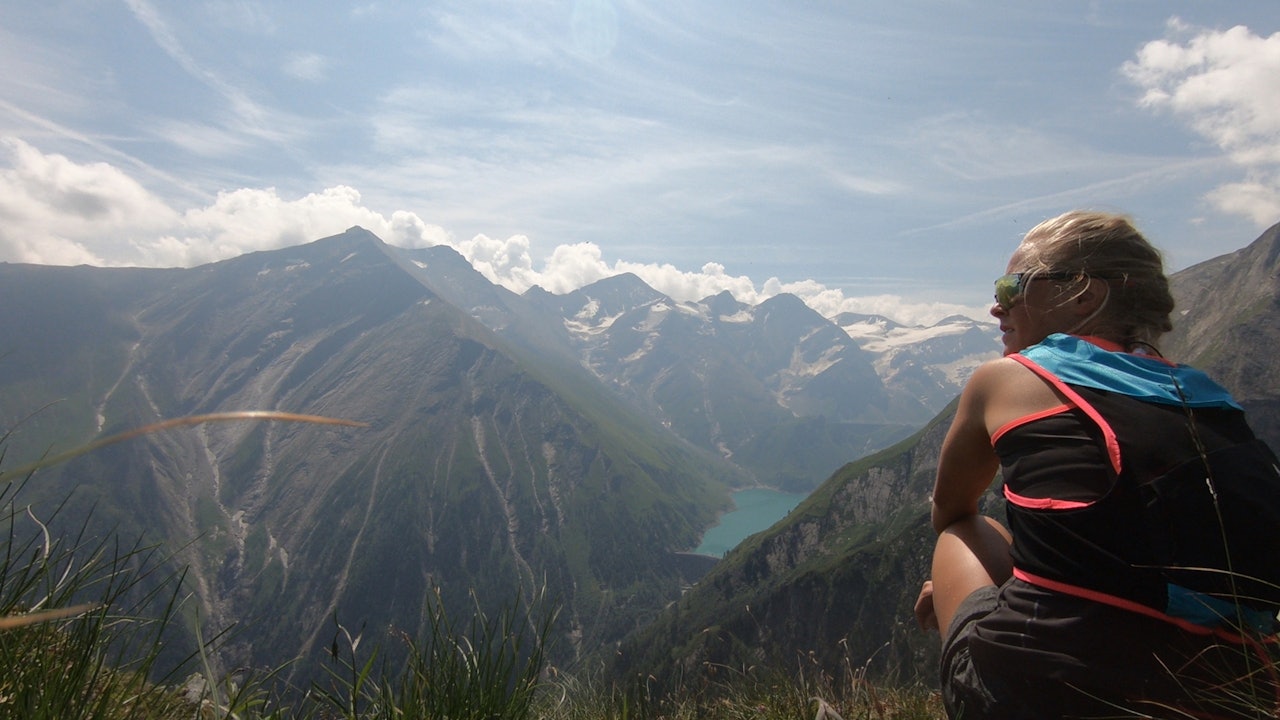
xmin=914 ymin=580 xmax=939 ymax=631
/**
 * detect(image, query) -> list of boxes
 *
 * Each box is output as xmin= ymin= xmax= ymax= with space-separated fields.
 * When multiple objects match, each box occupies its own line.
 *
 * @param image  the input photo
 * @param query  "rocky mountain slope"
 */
xmin=1164 ymin=221 xmax=1280 ymax=449
xmin=0 ymin=228 xmax=741 ymax=678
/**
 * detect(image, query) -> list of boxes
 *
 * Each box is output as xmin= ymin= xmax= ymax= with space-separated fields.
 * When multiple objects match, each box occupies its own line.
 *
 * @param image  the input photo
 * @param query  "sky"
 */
xmin=2 ymin=2 xmax=1279 ymax=325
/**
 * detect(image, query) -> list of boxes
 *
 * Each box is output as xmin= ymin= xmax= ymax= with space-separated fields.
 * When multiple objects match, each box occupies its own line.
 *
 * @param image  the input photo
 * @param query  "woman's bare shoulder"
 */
xmin=967 ymin=355 xmax=1040 ymax=388
xmin=965 ymin=355 xmax=1067 ymax=428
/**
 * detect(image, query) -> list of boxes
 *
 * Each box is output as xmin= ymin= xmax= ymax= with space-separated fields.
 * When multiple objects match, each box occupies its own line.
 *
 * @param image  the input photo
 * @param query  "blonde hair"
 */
xmin=1019 ymin=210 xmax=1175 ymax=347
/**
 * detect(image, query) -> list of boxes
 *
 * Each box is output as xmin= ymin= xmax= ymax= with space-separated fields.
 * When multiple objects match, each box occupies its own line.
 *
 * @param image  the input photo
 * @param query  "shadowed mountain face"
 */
xmin=0 ymin=228 xmax=740 ymax=676
xmin=1164 ymin=222 xmax=1280 ymax=449
xmin=611 ymin=221 xmax=1280 ymax=689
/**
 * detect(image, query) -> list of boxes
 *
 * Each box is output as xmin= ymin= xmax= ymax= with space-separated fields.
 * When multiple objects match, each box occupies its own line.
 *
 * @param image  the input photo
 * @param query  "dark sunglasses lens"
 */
xmin=994 ymin=274 xmax=1022 ymax=309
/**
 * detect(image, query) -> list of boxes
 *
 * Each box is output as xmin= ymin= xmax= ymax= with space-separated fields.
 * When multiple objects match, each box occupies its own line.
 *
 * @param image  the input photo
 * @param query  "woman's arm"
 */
xmin=930 ymin=360 xmax=1005 ymax=533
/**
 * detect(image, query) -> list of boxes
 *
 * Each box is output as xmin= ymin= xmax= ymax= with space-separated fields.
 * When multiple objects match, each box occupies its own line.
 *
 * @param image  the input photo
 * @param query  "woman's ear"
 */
xmin=1072 ymin=277 xmax=1109 ymax=317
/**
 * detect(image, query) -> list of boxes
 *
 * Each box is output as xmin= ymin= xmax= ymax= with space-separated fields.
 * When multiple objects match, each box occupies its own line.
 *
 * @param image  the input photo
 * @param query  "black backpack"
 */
xmin=1140 ymin=436 xmax=1280 ymax=626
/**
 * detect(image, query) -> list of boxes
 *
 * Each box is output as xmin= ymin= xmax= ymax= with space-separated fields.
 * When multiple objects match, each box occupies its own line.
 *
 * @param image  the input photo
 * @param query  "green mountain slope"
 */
xmin=609 ymin=404 xmax=958 ymax=687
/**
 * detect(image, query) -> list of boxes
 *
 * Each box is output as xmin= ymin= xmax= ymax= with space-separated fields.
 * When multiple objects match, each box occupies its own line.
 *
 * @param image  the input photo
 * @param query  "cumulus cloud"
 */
xmin=0 ymin=137 xmax=449 ymax=267
xmin=1124 ymin=20 xmax=1280 ymax=226
xmin=0 ymin=137 xmax=180 ymax=264
xmin=0 ymin=137 xmax=979 ymax=325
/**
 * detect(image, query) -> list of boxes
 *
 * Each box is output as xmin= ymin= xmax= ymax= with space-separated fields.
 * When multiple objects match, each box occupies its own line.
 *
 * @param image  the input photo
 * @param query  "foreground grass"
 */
xmin=2 ymin=597 xmax=946 ymax=719
xmin=533 ymin=669 xmax=945 ymax=720
xmin=0 ymin=499 xmax=942 ymax=719
xmin=0 ymin=476 xmax=941 ymax=720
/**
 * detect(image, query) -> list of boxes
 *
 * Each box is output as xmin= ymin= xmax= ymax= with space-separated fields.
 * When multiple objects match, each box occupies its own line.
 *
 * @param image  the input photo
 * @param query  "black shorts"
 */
xmin=939 ymin=580 xmax=1279 ymax=719
xmin=942 ymin=579 xmax=1141 ymax=712
xmin=939 ymin=584 xmax=1111 ymax=720
xmin=939 ymin=584 xmax=1010 ymax=720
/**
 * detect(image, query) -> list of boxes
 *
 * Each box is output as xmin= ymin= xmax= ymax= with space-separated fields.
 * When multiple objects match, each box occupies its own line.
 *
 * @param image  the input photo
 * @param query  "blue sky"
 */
xmin=2 ymin=2 xmax=1278 ymax=324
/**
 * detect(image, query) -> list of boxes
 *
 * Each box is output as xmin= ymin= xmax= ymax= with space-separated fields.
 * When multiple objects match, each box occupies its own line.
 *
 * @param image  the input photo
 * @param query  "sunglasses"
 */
xmin=993 ymin=271 xmax=1079 ymax=311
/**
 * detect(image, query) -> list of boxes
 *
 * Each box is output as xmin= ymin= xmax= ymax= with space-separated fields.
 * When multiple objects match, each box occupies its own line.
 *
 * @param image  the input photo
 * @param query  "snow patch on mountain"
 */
xmin=674 ymin=301 xmax=711 ymax=322
xmin=637 ymin=302 xmax=672 ymax=332
xmin=786 ymin=344 xmax=843 ymax=380
xmin=933 ymin=353 xmax=995 ymax=386
xmin=623 ymin=336 xmax=658 ymax=364
xmin=840 ymin=318 xmax=975 ymax=353
xmin=564 ymin=298 xmax=625 ymax=337
xmin=832 ymin=312 xmax=1000 ymax=411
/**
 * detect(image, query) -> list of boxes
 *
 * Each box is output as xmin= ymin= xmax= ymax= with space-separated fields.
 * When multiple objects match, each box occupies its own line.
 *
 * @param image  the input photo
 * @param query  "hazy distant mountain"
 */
xmin=613 ymin=221 xmax=1280 ymax=688
xmin=521 ymin=279 xmax=946 ymax=490
xmin=834 ymin=312 xmax=1000 ymax=412
xmin=358 ymin=253 xmax=939 ymax=492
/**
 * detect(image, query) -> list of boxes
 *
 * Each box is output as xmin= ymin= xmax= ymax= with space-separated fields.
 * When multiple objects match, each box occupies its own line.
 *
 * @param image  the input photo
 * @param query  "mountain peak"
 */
xmin=756 ymin=292 xmax=822 ymax=326
xmin=285 ymin=226 xmax=389 ymax=260
xmin=570 ymin=273 xmax=668 ymax=317
xmin=936 ymin=314 xmax=979 ymax=325
xmin=581 ymin=272 xmax=660 ymax=296
xmin=833 ymin=312 xmax=901 ymax=330
xmin=702 ymin=290 xmax=742 ymax=316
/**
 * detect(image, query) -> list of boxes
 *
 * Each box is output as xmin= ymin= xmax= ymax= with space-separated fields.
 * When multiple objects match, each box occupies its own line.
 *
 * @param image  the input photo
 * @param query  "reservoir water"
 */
xmin=694 ymin=488 xmax=807 ymax=558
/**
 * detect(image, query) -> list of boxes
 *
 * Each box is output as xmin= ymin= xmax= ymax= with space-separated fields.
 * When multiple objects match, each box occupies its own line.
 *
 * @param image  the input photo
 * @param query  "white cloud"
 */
xmin=125 ymin=0 xmax=304 ymax=149
xmin=0 ymin=137 xmax=179 ymax=265
xmin=0 ymin=137 xmax=978 ymax=326
xmin=162 ymin=185 xmax=450 ymax=266
xmin=0 ymin=138 xmax=448 ymax=267
xmin=1124 ymin=20 xmax=1280 ymax=226
xmin=1205 ymin=180 xmax=1280 ymax=227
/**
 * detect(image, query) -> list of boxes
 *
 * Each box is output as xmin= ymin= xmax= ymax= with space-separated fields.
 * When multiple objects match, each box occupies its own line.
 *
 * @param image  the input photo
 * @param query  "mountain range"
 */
xmin=0 ymin=226 xmax=993 ymax=679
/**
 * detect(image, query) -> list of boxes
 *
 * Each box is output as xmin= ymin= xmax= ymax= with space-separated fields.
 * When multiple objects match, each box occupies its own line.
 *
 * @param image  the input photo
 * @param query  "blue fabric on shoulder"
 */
xmin=1017 ymin=334 xmax=1242 ymax=410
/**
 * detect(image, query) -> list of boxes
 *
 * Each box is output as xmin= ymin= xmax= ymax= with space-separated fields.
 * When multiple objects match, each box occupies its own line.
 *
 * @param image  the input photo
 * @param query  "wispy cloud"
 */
xmin=0 ymin=100 xmax=208 ymax=199
xmin=904 ymin=155 xmax=1228 ymax=236
xmin=202 ymin=0 xmax=279 ymax=35
xmin=124 ymin=0 xmax=305 ymax=150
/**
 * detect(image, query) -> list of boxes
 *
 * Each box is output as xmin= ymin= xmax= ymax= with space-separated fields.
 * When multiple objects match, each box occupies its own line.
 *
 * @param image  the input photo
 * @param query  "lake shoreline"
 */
xmin=693 ymin=487 xmax=808 ymax=558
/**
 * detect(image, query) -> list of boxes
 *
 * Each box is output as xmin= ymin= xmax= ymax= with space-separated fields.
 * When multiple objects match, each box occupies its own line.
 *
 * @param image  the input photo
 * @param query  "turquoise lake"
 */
xmin=693 ymin=488 xmax=808 ymax=558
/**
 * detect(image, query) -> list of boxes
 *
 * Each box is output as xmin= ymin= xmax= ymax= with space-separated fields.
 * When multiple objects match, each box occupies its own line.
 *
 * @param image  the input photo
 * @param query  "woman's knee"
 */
xmin=932 ymin=516 xmax=1013 ymax=594
xmin=927 ymin=516 xmax=1013 ymax=635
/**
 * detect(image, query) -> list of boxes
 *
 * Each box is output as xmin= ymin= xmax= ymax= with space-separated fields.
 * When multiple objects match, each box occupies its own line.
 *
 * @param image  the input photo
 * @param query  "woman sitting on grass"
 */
xmin=914 ymin=210 xmax=1280 ymax=719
